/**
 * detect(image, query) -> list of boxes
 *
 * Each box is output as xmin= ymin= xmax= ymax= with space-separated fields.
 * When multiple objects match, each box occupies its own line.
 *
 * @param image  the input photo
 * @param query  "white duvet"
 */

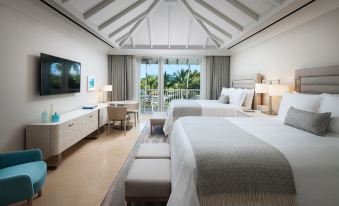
xmin=163 ymin=100 xmax=240 ymax=136
xmin=168 ymin=116 xmax=339 ymax=206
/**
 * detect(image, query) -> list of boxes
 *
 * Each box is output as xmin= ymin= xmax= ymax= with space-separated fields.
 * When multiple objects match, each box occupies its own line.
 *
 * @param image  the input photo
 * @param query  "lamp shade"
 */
xmin=268 ymin=84 xmax=289 ymax=96
xmin=255 ymin=83 xmax=269 ymax=94
xmin=103 ymin=85 xmax=112 ymax=92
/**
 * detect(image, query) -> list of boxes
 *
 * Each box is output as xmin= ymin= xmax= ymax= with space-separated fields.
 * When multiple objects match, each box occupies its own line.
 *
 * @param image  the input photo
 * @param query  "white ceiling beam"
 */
xmin=181 ymin=0 xmax=232 ymax=39
xmin=108 ymin=11 xmax=146 ymax=38
xmin=196 ymin=19 xmax=223 ymax=46
xmin=115 ymin=33 xmax=130 ymax=44
xmin=119 ymin=0 xmax=160 ymax=48
xmin=203 ymin=37 xmax=209 ymax=48
xmin=98 ymin=0 xmax=147 ymax=30
xmin=131 ymin=37 xmax=135 ymax=48
xmin=186 ymin=16 xmax=193 ymax=48
xmin=84 ymin=0 xmax=115 ymax=20
xmin=226 ymin=0 xmax=258 ymax=21
xmin=168 ymin=7 xmax=171 ymax=49
xmin=147 ymin=17 xmax=153 ymax=48
xmin=119 ymin=18 xmax=145 ymax=47
xmin=180 ymin=0 xmax=222 ymax=48
xmin=195 ymin=0 xmax=243 ymax=31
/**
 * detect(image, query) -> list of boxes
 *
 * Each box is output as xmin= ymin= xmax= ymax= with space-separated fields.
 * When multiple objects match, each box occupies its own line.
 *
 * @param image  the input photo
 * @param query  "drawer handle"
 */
xmin=68 ymin=123 xmax=74 ymax=127
xmin=89 ymin=115 xmax=93 ymax=118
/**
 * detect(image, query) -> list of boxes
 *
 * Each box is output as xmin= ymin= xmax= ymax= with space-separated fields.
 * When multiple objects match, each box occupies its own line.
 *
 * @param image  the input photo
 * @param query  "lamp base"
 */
xmin=261 ymin=111 xmax=277 ymax=115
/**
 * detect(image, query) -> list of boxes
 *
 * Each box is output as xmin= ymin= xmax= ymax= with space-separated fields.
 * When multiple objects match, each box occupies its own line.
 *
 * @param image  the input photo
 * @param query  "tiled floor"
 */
xmin=12 ymin=114 xmax=150 ymax=206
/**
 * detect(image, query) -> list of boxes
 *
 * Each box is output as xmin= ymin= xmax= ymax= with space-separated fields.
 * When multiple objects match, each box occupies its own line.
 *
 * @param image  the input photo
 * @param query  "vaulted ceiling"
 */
xmin=47 ymin=0 xmax=312 ymax=50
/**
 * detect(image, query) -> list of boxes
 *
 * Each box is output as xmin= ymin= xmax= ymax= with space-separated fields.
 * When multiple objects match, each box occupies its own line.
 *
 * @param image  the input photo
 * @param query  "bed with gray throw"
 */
xmin=163 ymin=74 xmax=262 ymax=136
xmin=163 ymin=100 xmax=240 ymax=136
xmin=168 ymin=116 xmax=339 ymax=206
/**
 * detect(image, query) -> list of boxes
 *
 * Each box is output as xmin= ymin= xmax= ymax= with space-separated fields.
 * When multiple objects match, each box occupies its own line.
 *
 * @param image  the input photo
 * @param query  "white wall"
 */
xmin=230 ymin=6 xmax=339 ymax=86
xmin=0 ymin=1 xmax=109 ymax=152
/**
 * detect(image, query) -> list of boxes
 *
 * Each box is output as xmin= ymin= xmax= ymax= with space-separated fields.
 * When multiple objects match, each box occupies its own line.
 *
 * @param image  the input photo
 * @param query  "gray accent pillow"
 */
xmin=284 ymin=107 xmax=331 ymax=136
xmin=218 ymin=95 xmax=229 ymax=104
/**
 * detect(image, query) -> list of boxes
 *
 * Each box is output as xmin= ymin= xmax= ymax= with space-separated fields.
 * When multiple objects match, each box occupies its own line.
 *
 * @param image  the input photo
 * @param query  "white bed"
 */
xmin=163 ymin=74 xmax=262 ymax=136
xmin=168 ymin=116 xmax=339 ymax=206
xmin=167 ymin=66 xmax=339 ymax=206
xmin=163 ymin=99 xmax=241 ymax=135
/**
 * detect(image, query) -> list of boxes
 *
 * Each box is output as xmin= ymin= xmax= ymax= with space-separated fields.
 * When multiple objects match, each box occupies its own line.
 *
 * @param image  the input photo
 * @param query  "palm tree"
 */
xmin=140 ymin=75 xmax=158 ymax=90
xmin=164 ymin=71 xmax=174 ymax=89
xmin=173 ymin=68 xmax=189 ymax=89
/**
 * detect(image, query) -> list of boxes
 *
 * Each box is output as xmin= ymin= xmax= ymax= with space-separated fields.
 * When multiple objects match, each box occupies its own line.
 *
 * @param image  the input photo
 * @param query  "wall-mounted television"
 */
xmin=40 ymin=53 xmax=81 ymax=96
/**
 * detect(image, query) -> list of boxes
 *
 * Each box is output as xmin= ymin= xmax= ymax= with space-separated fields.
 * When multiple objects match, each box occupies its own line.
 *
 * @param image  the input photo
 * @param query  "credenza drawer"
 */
xmin=51 ymin=117 xmax=82 ymax=153
xmin=81 ymin=111 xmax=98 ymax=137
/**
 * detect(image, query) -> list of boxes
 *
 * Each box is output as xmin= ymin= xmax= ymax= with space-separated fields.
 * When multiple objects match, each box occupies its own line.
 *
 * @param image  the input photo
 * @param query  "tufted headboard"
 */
xmin=295 ymin=65 xmax=339 ymax=94
xmin=232 ymin=73 xmax=262 ymax=109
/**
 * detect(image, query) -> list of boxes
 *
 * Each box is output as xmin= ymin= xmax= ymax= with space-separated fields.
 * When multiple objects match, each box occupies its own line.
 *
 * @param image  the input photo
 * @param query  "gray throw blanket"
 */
xmin=181 ymin=118 xmax=297 ymax=206
xmin=172 ymin=100 xmax=202 ymax=121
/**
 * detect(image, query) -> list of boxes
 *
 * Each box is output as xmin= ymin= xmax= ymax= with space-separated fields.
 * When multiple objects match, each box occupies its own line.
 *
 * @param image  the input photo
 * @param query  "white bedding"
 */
xmin=168 ymin=116 xmax=339 ymax=206
xmin=163 ymin=100 xmax=241 ymax=136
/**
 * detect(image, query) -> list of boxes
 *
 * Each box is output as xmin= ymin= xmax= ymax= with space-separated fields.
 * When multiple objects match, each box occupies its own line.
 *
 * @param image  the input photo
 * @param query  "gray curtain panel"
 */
xmin=206 ymin=56 xmax=230 ymax=100
xmin=108 ymin=55 xmax=134 ymax=101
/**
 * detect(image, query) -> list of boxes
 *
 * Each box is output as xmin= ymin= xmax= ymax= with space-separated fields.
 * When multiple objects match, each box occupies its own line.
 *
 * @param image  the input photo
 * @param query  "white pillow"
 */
xmin=229 ymin=88 xmax=246 ymax=107
xmin=277 ymin=93 xmax=322 ymax=122
xmin=319 ymin=94 xmax=339 ymax=133
xmin=220 ymin=87 xmax=234 ymax=96
xmin=242 ymin=89 xmax=255 ymax=109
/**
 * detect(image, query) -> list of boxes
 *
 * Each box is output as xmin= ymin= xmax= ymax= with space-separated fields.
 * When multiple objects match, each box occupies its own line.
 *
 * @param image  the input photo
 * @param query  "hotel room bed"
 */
xmin=168 ymin=116 xmax=339 ymax=206
xmin=167 ymin=66 xmax=339 ymax=206
xmin=163 ymin=100 xmax=241 ymax=135
xmin=163 ymin=74 xmax=262 ymax=136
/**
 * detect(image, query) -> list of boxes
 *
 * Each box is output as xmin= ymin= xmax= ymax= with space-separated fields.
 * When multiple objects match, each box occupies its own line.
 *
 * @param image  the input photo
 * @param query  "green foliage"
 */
xmin=140 ymin=75 xmax=158 ymax=89
xmin=140 ymin=68 xmax=200 ymax=89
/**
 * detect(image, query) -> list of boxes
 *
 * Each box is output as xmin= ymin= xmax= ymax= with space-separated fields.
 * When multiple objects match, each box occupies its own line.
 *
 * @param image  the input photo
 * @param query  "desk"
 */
xmin=109 ymin=100 xmax=139 ymax=106
xmin=108 ymin=101 xmax=140 ymax=127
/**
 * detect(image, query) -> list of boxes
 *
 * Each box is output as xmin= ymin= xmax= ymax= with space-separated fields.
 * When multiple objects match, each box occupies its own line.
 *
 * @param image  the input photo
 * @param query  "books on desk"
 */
xmin=82 ymin=104 xmax=98 ymax=109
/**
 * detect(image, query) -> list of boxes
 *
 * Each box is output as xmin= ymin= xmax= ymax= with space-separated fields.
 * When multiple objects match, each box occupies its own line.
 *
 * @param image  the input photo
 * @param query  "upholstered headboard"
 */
xmin=232 ymin=73 xmax=262 ymax=108
xmin=295 ymin=65 xmax=339 ymax=94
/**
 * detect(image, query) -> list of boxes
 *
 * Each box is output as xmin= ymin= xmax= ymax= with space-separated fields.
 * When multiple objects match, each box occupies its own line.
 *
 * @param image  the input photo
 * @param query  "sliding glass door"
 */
xmin=139 ymin=57 xmax=201 ymax=113
xmin=140 ymin=58 xmax=160 ymax=113
xmin=163 ymin=58 xmax=201 ymax=111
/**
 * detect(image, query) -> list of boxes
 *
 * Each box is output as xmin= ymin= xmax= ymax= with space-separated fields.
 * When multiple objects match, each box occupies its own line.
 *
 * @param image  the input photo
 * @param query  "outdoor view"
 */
xmin=140 ymin=58 xmax=201 ymax=113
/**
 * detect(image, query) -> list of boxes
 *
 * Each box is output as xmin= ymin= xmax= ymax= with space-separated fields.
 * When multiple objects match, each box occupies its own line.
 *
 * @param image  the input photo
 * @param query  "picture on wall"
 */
xmin=87 ymin=76 xmax=95 ymax=91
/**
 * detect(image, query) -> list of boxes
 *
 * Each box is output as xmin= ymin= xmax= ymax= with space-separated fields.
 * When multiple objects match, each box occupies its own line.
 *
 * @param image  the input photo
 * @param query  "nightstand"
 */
xmin=236 ymin=110 xmax=277 ymax=118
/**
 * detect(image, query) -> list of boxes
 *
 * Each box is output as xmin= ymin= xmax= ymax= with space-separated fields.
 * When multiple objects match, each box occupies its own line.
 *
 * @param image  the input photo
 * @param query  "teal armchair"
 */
xmin=0 ymin=149 xmax=47 ymax=206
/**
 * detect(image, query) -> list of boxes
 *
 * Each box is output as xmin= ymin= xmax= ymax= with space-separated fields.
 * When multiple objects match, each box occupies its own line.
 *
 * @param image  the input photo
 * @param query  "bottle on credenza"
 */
xmin=41 ymin=110 xmax=48 ymax=123
xmin=49 ymin=104 xmax=53 ymax=122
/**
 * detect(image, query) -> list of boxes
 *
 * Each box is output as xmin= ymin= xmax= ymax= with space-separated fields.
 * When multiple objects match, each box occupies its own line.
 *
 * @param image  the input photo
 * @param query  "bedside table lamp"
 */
xmin=103 ymin=85 xmax=112 ymax=102
xmin=255 ymin=83 xmax=268 ymax=111
xmin=267 ymin=84 xmax=289 ymax=115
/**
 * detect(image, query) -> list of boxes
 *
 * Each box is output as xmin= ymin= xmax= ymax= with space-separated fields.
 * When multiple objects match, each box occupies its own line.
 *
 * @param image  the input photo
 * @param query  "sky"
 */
xmin=140 ymin=64 xmax=200 ymax=78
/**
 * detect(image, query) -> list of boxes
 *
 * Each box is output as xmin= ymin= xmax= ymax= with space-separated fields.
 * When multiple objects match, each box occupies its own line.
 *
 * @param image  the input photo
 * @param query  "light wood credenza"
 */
xmin=26 ymin=103 xmax=108 ymax=168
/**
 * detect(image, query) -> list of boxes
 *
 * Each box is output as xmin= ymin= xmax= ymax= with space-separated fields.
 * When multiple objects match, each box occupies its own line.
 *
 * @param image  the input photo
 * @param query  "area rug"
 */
xmin=101 ymin=123 xmax=167 ymax=206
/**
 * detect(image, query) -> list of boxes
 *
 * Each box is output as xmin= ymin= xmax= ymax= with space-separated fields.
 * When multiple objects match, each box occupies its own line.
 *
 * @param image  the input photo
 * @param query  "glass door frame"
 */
xmin=139 ymin=56 xmax=202 ymax=112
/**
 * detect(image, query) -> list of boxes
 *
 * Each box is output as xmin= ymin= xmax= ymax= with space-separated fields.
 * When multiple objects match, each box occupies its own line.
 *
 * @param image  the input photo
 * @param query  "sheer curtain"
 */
xmin=108 ymin=55 xmax=136 ymax=101
xmin=205 ymin=56 xmax=230 ymax=100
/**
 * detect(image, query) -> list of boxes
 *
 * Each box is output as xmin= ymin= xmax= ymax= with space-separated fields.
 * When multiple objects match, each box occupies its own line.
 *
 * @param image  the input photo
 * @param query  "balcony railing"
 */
xmin=140 ymin=89 xmax=200 ymax=113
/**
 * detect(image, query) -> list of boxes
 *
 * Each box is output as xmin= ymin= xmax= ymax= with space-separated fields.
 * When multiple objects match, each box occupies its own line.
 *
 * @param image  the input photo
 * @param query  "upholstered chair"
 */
xmin=0 ymin=149 xmax=47 ymax=206
xmin=126 ymin=102 xmax=139 ymax=127
xmin=107 ymin=106 xmax=130 ymax=135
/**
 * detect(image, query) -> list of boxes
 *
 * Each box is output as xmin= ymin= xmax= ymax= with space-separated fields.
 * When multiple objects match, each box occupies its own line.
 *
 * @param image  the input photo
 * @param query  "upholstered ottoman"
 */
xmin=150 ymin=112 xmax=167 ymax=133
xmin=125 ymin=159 xmax=171 ymax=206
xmin=135 ymin=143 xmax=170 ymax=159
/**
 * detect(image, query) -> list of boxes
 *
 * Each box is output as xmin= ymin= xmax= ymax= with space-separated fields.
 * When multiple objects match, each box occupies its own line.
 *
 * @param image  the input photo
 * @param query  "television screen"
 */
xmin=40 ymin=53 xmax=81 ymax=96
